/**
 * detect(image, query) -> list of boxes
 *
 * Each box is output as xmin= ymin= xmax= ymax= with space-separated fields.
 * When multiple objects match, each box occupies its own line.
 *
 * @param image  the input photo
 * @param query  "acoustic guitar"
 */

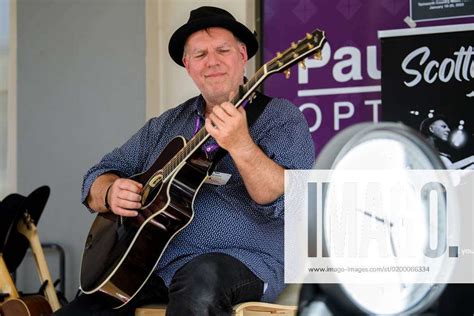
xmin=0 ymin=188 xmax=59 ymax=315
xmin=0 ymin=295 xmax=52 ymax=316
xmin=16 ymin=213 xmax=61 ymax=312
xmin=80 ymin=29 xmax=327 ymax=309
xmin=0 ymin=249 xmax=52 ymax=316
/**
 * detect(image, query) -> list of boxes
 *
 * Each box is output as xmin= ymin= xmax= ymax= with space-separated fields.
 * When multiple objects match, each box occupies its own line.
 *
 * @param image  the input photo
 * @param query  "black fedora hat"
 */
xmin=0 ymin=186 xmax=50 ymax=271
xmin=168 ymin=6 xmax=258 ymax=67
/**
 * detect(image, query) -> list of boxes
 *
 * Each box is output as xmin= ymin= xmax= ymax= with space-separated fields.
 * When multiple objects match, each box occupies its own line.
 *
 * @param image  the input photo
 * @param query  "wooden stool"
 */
xmin=135 ymin=302 xmax=297 ymax=316
xmin=134 ymin=284 xmax=300 ymax=316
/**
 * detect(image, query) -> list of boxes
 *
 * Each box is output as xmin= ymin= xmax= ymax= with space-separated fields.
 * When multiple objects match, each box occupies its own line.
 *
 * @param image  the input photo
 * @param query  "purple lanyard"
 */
xmin=193 ymin=100 xmax=250 ymax=156
xmin=193 ymin=116 xmax=220 ymax=155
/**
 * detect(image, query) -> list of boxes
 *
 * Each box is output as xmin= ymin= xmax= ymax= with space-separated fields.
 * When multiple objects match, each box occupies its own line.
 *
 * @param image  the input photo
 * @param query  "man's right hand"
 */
xmin=106 ymin=178 xmax=142 ymax=217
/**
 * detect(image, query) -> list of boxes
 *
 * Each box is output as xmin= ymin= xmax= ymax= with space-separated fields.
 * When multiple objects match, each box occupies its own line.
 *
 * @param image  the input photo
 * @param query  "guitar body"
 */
xmin=0 ymin=295 xmax=53 ymax=316
xmin=80 ymin=136 xmax=213 ymax=308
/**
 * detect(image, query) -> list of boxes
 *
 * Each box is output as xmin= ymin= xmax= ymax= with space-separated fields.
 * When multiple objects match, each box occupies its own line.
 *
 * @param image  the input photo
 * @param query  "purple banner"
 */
xmin=262 ymin=0 xmax=474 ymax=155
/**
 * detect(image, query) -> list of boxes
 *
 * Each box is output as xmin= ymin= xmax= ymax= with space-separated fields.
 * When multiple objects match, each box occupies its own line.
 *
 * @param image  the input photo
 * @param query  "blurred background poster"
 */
xmin=380 ymin=25 xmax=474 ymax=169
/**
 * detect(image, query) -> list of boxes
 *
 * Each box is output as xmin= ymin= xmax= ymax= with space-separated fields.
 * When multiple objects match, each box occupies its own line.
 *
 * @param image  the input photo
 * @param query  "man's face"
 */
xmin=430 ymin=119 xmax=451 ymax=141
xmin=182 ymin=27 xmax=248 ymax=107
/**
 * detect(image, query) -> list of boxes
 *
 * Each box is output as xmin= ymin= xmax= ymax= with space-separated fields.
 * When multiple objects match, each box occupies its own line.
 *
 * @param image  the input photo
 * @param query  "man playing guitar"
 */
xmin=55 ymin=6 xmax=314 ymax=316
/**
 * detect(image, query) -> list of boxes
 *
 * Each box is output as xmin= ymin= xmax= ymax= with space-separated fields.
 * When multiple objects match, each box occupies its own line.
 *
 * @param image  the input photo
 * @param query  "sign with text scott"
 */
xmin=411 ymin=0 xmax=474 ymax=21
xmin=284 ymin=170 xmax=474 ymax=284
xmin=380 ymin=24 xmax=474 ymax=168
xmin=262 ymin=0 xmax=474 ymax=155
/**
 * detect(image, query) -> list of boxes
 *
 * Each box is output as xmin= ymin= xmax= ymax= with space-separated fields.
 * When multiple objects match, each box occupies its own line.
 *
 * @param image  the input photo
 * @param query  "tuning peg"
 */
xmin=291 ymin=42 xmax=297 ymax=49
xmin=299 ymin=61 xmax=306 ymax=70
xmin=306 ymin=33 xmax=313 ymax=40
xmin=276 ymin=51 xmax=284 ymax=67
xmin=307 ymin=43 xmax=314 ymax=49
xmin=22 ymin=213 xmax=33 ymax=229
xmin=314 ymin=50 xmax=322 ymax=60
xmin=284 ymin=69 xmax=291 ymax=79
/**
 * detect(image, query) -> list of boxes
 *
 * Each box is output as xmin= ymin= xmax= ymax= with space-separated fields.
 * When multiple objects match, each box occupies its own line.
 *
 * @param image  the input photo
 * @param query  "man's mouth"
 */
xmin=205 ymin=72 xmax=225 ymax=78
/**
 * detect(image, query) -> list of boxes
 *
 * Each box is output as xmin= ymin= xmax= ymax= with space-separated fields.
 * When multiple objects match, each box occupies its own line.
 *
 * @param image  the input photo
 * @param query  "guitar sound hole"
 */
xmin=142 ymin=181 xmax=163 ymax=207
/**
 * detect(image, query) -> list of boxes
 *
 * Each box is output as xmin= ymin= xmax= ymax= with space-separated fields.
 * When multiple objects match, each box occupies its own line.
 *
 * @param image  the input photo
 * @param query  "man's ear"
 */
xmin=429 ymin=124 xmax=435 ymax=134
xmin=239 ymin=43 xmax=248 ymax=64
xmin=182 ymin=55 xmax=191 ymax=73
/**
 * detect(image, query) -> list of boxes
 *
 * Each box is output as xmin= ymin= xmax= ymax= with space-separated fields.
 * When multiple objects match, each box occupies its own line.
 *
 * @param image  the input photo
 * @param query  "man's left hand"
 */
xmin=205 ymin=102 xmax=255 ymax=154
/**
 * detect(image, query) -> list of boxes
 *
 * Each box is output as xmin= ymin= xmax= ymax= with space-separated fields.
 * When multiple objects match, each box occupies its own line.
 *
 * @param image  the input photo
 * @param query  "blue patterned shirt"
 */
xmin=81 ymin=95 xmax=315 ymax=302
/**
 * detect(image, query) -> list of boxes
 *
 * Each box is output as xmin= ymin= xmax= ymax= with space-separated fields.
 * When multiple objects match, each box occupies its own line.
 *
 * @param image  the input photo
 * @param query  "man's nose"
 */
xmin=206 ymin=51 xmax=220 ymax=66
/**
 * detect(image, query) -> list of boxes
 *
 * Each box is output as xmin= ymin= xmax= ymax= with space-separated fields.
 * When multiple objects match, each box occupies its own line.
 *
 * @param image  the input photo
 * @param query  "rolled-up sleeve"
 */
xmin=250 ymin=98 xmax=315 ymax=218
xmin=81 ymin=117 xmax=167 ymax=211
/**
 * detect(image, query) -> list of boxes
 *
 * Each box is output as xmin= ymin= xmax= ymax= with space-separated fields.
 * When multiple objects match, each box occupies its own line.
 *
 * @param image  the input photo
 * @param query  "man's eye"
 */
xmin=194 ymin=53 xmax=205 ymax=59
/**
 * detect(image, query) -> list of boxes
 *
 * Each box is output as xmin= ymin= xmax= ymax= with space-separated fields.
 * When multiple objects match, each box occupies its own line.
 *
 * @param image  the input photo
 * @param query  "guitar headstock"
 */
xmin=17 ymin=211 xmax=38 ymax=239
xmin=22 ymin=212 xmax=35 ymax=230
xmin=266 ymin=29 xmax=326 ymax=78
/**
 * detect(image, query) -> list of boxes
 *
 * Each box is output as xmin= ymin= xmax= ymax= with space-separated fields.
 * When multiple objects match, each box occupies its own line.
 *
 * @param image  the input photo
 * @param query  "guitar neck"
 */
xmin=0 ymin=255 xmax=19 ymax=299
xmin=17 ymin=220 xmax=61 ymax=311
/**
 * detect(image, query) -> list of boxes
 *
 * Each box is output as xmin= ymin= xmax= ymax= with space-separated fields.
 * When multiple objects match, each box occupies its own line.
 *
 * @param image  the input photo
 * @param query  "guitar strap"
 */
xmin=210 ymin=91 xmax=272 ymax=167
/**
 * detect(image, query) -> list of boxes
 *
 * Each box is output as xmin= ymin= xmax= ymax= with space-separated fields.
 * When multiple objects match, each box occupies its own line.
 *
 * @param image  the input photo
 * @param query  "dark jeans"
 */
xmin=54 ymin=253 xmax=263 ymax=316
xmin=436 ymin=284 xmax=474 ymax=315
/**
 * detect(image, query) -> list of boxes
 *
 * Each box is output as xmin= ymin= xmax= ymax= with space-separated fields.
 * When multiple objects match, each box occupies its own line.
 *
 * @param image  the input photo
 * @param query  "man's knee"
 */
xmin=173 ymin=253 xmax=236 ymax=287
xmin=167 ymin=279 xmax=231 ymax=315
xmin=166 ymin=254 xmax=235 ymax=314
xmin=169 ymin=254 xmax=227 ymax=297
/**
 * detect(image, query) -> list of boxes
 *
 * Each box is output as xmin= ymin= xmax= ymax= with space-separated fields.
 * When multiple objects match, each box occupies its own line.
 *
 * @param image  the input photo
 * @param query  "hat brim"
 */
xmin=168 ymin=16 xmax=258 ymax=67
